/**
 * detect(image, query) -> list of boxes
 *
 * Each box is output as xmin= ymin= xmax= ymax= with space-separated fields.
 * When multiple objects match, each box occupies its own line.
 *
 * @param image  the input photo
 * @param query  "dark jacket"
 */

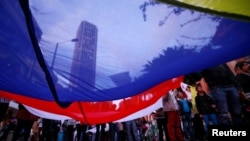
xmin=235 ymin=73 xmax=250 ymax=93
xmin=201 ymin=64 xmax=241 ymax=89
xmin=195 ymin=93 xmax=217 ymax=115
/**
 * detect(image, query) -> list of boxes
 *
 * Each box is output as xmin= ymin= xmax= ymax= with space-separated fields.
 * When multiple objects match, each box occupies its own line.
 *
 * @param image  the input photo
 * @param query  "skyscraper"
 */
xmin=70 ymin=21 xmax=98 ymax=92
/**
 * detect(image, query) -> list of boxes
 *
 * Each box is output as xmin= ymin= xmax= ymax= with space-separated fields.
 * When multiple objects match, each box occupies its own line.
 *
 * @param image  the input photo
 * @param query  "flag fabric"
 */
xmin=0 ymin=0 xmax=250 ymax=123
xmin=1 ymin=77 xmax=183 ymax=124
xmin=159 ymin=0 xmax=250 ymax=21
xmin=180 ymin=82 xmax=192 ymax=100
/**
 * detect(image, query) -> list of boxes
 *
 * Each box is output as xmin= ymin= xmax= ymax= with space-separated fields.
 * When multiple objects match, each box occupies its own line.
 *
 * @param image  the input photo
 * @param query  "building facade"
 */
xmin=70 ymin=21 xmax=98 ymax=92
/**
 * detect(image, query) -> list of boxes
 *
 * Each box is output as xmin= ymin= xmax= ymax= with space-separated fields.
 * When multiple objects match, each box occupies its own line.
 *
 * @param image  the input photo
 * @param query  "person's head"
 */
xmin=195 ymin=83 xmax=205 ymax=96
xmin=151 ymin=112 xmax=156 ymax=119
xmin=235 ymin=61 xmax=250 ymax=74
xmin=195 ymin=83 xmax=202 ymax=92
xmin=176 ymin=88 xmax=185 ymax=99
xmin=234 ymin=64 xmax=243 ymax=74
xmin=186 ymin=85 xmax=191 ymax=92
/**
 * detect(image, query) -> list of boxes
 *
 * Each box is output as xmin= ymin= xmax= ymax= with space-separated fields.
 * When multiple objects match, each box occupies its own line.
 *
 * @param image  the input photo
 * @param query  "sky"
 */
xmin=29 ymin=0 xmax=219 ymax=89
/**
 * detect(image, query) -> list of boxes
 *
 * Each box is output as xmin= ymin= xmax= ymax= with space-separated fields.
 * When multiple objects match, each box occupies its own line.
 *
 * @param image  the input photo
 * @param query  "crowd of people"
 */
xmin=1 ymin=59 xmax=250 ymax=141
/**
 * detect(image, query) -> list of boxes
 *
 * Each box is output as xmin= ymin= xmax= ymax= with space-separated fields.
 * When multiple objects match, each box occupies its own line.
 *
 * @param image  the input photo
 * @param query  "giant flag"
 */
xmin=0 ymin=0 xmax=250 ymax=124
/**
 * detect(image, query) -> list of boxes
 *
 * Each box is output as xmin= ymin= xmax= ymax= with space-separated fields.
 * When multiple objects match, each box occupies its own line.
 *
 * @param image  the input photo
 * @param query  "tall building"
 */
xmin=70 ymin=21 xmax=98 ymax=92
